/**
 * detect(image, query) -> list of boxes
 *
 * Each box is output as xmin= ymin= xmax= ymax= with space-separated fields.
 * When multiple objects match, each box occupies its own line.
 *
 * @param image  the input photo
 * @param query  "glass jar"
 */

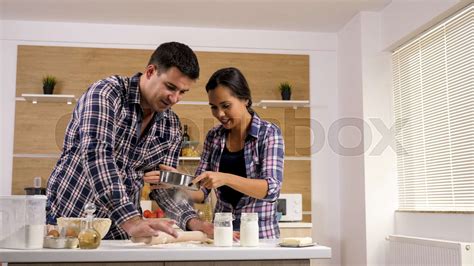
xmin=240 ymin=213 xmax=259 ymax=247
xmin=213 ymin=212 xmax=233 ymax=247
xmin=78 ymin=203 xmax=101 ymax=249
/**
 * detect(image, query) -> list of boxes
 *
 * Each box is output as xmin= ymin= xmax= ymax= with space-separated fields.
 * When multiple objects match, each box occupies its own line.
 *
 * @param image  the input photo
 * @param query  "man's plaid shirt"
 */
xmin=46 ymin=73 xmax=191 ymax=239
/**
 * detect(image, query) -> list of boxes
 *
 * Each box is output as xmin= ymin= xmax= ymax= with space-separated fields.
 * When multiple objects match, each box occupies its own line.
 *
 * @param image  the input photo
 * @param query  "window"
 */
xmin=392 ymin=5 xmax=473 ymax=212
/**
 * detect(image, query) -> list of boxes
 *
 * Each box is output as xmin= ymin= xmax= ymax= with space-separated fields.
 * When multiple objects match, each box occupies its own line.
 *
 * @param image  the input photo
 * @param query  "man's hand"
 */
xmin=186 ymin=217 xmax=214 ymax=238
xmin=120 ymin=216 xmax=178 ymax=238
xmin=144 ymin=164 xmax=178 ymax=189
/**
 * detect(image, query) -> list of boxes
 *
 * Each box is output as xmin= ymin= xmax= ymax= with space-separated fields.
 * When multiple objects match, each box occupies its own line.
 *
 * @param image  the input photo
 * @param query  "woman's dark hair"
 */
xmin=148 ymin=42 xmax=200 ymax=80
xmin=205 ymin=67 xmax=253 ymax=113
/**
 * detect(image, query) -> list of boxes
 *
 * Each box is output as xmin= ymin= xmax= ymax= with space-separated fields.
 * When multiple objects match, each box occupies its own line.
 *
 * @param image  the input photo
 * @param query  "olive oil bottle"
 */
xmin=78 ymin=203 xmax=101 ymax=249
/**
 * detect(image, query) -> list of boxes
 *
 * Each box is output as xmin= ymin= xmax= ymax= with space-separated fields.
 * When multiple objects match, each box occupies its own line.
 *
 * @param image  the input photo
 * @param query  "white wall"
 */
xmin=381 ymin=0 xmax=468 ymax=50
xmin=337 ymin=14 xmax=368 ymax=266
xmin=311 ymin=52 xmax=341 ymax=266
xmin=0 ymin=19 xmax=341 ymax=264
xmin=360 ymin=12 xmax=397 ymax=266
xmin=0 ymin=18 xmax=16 ymax=196
xmin=336 ymin=0 xmax=472 ymax=265
xmin=395 ymin=212 xmax=474 ymax=243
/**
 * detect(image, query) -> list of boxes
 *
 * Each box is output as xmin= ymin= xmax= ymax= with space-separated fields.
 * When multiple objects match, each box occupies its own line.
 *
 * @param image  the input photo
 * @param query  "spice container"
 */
xmin=240 ymin=213 xmax=259 ymax=247
xmin=213 ymin=212 xmax=233 ymax=247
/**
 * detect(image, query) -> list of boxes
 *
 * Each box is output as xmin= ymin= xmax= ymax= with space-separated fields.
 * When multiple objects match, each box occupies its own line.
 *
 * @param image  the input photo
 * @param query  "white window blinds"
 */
xmin=392 ymin=5 xmax=473 ymax=212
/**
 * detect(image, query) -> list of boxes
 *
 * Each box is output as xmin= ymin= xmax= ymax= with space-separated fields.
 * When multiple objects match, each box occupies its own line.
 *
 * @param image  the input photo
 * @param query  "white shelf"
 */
xmin=20 ymin=93 xmax=76 ymax=104
xmin=13 ymin=153 xmax=60 ymax=159
xmin=286 ymin=156 xmax=311 ymax=161
xmin=177 ymin=101 xmax=209 ymax=105
xmin=279 ymin=222 xmax=312 ymax=228
xmin=256 ymin=100 xmax=310 ymax=109
xmin=179 ymin=156 xmax=200 ymax=161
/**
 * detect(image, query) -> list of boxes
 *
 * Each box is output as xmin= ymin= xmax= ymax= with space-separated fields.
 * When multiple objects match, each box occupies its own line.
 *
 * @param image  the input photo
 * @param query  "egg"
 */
xmin=65 ymin=227 xmax=78 ymax=238
xmin=47 ymin=229 xmax=60 ymax=238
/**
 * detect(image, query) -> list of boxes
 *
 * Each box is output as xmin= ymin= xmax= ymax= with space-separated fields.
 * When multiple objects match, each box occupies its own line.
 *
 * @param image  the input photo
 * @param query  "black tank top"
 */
xmin=218 ymin=146 xmax=246 ymax=208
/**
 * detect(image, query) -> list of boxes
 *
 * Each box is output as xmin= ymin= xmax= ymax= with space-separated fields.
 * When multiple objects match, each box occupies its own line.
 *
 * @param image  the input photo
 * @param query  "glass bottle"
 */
xmin=183 ymin=124 xmax=190 ymax=142
xmin=181 ymin=124 xmax=191 ymax=156
xmin=240 ymin=213 xmax=259 ymax=247
xmin=201 ymin=196 xmax=213 ymax=223
xmin=213 ymin=212 xmax=233 ymax=247
xmin=78 ymin=203 xmax=101 ymax=249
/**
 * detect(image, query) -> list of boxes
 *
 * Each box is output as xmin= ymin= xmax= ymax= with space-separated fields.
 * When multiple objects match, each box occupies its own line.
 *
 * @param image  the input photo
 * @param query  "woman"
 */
xmin=191 ymin=67 xmax=285 ymax=239
xmin=146 ymin=67 xmax=284 ymax=239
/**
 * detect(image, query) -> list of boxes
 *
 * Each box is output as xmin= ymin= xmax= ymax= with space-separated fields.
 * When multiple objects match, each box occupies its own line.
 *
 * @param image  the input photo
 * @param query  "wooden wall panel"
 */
xmin=16 ymin=46 xmax=309 ymax=102
xmin=14 ymin=104 xmax=311 ymax=156
xmin=282 ymin=160 xmax=311 ymax=212
xmin=12 ymin=158 xmax=58 ymax=195
xmin=255 ymin=107 xmax=311 ymax=156
xmin=14 ymin=101 xmax=74 ymax=154
xmin=16 ymin=46 xmax=150 ymax=97
xmin=196 ymin=52 xmax=309 ymax=101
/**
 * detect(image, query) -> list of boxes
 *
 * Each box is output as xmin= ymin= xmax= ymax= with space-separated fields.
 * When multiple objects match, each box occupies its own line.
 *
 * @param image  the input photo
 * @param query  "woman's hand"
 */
xmin=144 ymin=164 xmax=178 ymax=190
xmin=192 ymin=171 xmax=229 ymax=189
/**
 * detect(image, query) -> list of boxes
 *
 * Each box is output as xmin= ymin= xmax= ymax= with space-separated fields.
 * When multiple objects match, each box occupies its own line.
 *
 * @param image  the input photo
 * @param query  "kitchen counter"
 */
xmin=0 ymin=239 xmax=331 ymax=266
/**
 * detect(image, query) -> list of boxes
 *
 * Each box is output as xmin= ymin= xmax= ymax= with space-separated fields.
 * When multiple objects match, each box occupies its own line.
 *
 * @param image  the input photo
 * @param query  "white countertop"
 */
xmin=0 ymin=240 xmax=331 ymax=263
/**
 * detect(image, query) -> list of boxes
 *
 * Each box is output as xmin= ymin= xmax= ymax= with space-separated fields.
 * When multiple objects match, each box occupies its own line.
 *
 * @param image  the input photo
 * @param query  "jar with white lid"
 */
xmin=213 ymin=212 xmax=233 ymax=247
xmin=239 ymin=213 xmax=259 ymax=247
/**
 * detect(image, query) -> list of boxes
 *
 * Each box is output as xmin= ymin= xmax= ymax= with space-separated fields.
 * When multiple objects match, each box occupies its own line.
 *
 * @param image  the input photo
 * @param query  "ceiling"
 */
xmin=0 ymin=0 xmax=391 ymax=32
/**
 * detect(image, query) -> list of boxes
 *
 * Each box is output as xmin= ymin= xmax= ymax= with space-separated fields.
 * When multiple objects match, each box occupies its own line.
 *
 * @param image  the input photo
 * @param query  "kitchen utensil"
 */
xmin=159 ymin=170 xmax=199 ymax=191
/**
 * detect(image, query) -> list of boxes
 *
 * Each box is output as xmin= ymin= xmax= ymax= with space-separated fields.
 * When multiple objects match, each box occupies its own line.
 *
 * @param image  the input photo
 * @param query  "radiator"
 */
xmin=387 ymin=235 xmax=473 ymax=266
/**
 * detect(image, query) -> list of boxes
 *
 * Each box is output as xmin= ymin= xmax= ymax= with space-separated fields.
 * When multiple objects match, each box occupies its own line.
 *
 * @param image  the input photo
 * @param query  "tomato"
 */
xmin=155 ymin=208 xmax=165 ymax=218
xmin=143 ymin=210 xmax=153 ymax=219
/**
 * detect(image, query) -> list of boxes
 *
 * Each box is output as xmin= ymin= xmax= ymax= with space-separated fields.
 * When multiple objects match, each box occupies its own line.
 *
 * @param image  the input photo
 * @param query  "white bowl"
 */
xmin=57 ymin=217 xmax=111 ymax=239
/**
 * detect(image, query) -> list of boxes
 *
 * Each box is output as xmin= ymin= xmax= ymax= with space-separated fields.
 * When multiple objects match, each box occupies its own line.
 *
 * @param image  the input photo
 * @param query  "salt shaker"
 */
xmin=240 ymin=213 xmax=259 ymax=247
xmin=213 ymin=212 xmax=233 ymax=247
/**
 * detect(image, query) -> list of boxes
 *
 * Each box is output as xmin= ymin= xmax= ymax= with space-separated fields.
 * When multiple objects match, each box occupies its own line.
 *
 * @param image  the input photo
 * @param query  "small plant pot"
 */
xmin=281 ymin=90 xmax=291 ymax=100
xmin=43 ymin=85 xmax=54 ymax=94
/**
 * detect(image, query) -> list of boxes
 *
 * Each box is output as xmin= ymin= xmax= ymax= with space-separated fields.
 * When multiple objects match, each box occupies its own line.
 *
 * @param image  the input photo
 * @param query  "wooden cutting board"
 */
xmin=131 ymin=231 xmax=212 ymax=245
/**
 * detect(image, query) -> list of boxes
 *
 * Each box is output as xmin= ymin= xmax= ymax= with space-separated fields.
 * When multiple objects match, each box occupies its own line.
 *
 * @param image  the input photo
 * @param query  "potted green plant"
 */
xmin=42 ymin=75 xmax=57 ymax=94
xmin=279 ymin=82 xmax=292 ymax=100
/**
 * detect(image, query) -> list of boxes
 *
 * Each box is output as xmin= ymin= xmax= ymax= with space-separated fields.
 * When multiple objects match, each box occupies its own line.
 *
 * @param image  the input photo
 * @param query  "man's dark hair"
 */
xmin=148 ymin=42 xmax=200 ymax=80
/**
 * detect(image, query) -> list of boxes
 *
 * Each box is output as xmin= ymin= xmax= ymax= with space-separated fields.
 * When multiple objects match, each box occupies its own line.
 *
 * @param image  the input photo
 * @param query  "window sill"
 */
xmin=396 ymin=210 xmax=474 ymax=214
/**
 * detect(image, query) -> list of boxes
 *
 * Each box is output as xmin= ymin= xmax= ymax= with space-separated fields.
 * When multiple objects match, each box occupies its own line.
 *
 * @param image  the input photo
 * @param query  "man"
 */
xmin=46 ymin=42 xmax=212 ymax=239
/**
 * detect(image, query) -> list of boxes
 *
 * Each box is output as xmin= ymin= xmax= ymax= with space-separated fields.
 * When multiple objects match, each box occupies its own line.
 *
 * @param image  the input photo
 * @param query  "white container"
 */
xmin=213 ymin=212 xmax=233 ymax=247
xmin=240 ymin=213 xmax=259 ymax=247
xmin=140 ymin=200 xmax=152 ymax=212
xmin=0 ymin=195 xmax=46 ymax=249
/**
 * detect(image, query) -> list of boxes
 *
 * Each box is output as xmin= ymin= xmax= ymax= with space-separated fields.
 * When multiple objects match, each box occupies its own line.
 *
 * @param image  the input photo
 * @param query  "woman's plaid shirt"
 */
xmin=196 ymin=113 xmax=284 ymax=239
